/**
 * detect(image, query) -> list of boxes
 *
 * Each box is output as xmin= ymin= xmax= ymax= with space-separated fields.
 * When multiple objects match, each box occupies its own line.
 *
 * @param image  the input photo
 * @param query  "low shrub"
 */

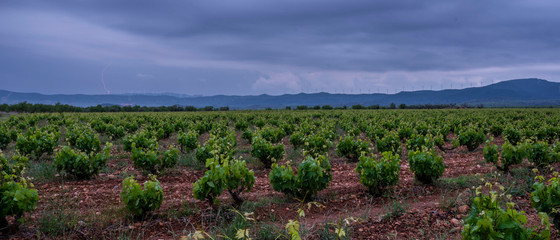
xmin=336 ymin=136 xmax=370 ymax=161
xmin=408 ymin=149 xmax=445 ymax=184
xmin=54 ymin=144 xmax=112 ymax=180
xmin=289 ymin=132 xmax=305 ymax=149
xmin=355 ymin=152 xmax=400 ymax=195
xmin=458 ymin=128 xmax=485 ymax=151
xmin=269 ymin=155 xmax=332 ymax=201
xmin=192 ymin=157 xmax=255 ymax=206
xmin=0 ymin=154 xmax=39 ymax=227
xmin=251 ymin=135 xmax=284 ymax=169
xmin=177 ymin=130 xmax=198 ymax=153
xmin=131 ymin=146 xmax=179 ymax=174
xmin=531 ymin=172 xmax=560 ymax=230
xmin=121 ymin=175 xmax=163 ymax=217
xmin=463 ymin=186 xmax=550 ymax=239
xmin=527 ymin=141 xmax=552 ymax=168
xmin=375 ymin=132 xmax=401 ymax=155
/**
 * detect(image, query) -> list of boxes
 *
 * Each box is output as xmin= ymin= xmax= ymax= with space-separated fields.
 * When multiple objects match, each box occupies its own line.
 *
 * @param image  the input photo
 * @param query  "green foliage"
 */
xmin=192 ymin=157 xmax=255 ymax=206
xmin=0 ymin=154 xmax=28 ymax=179
xmin=355 ymin=152 xmax=400 ymax=195
xmin=527 ymin=141 xmax=552 ymax=168
xmin=458 ymin=128 xmax=486 ymax=151
xmin=131 ymin=146 xmax=179 ymax=174
xmin=177 ymin=130 xmax=198 ymax=153
xmin=289 ymin=132 xmax=305 ymax=149
xmin=0 ymin=124 xmax=16 ymax=149
xmin=252 ymin=118 xmax=266 ymax=128
xmin=405 ymin=134 xmax=434 ymax=151
xmin=66 ymin=125 xmax=101 ymax=154
xmin=241 ymin=129 xmax=253 ymax=143
xmin=16 ymin=127 xmax=60 ymax=159
xmin=397 ymin=126 xmax=413 ymax=141
xmin=365 ymin=125 xmax=387 ymax=140
xmin=195 ymin=145 xmax=214 ymax=165
xmin=451 ymin=137 xmax=460 ymax=149
xmin=504 ymin=127 xmax=522 ymax=145
xmin=121 ymin=175 xmax=163 ymax=217
xmin=437 ymin=125 xmax=451 ymax=141
xmin=551 ymin=143 xmax=560 ymax=163
xmin=408 ymin=149 xmax=445 ymax=184
xmin=489 ymin=124 xmax=504 ymax=137
xmin=336 ymin=136 xmax=370 ymax=161
xmin=0 ymin=154 xmax=39 ymax=225
xmin=433 ymin=134 xmax=445 ymax=150
xmin=269 ymin=155 xmax=332 ymax=200
xmin=122 ymin=131 xmax=157 ymax=152
xmin=486 ymin=140 xmax=526 ymax=173
xmin=259 ymin=127 xmax=286 ymax=143
xmin=195 ymin=130 xmax=237 ymax=164
xmin=286 ymin=220 xmax=302 ymax=240
xmin=531 ymin=173 xmax=560 ymax=230
xmin=463 ymin=188 xmax=550 ymax=239
xmin=303 ymin=133 xmax=333 ymax=157
xmin=54 ymin=144 xmax=112 ymax=180
xmin=89 ymin=119 xmax=126 ymax=139
xmin=151 ymin=122 xmax=175 ymax=140
xmin=105 ymin=124 xmax=126 ymax=139
xmin=500 ymin=141 xmax=527 ymax=173
xmin=280 ymin=122 xmax=296 ymax=135
xmin=234 ymin=119 xmax=249 ymax=131
xmin=195 ymin=122 xmax=212 ymax=134
xmin=251 ymin=135 xmax=284 ymax=169
xmin=74 ymin=131 xmax=97 ymax=153
xmin=341 ymin=122 xmax=360 ymax=136
xmin=536 ymin=126 xmax=559 ymax=143
xmin=0 ymin=180 xmax=39 ymax=225
xmin=375 ymin=131 xmax=401 ymax=155
xmin=483 ymin=141 xmax=499 ymax=166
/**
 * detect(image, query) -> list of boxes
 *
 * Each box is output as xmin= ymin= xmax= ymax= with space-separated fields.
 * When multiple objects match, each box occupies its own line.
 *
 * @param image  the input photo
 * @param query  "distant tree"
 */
xmin=352 ymin=104 xmax=365 ymax=110
xmin=312 ymin=105 xmax=321 ymax=110
xmin=201 ymin=106 xmax=214 ymax=111
xmin=296 ymin=105 xmax=308 ymax=110
xmin=389 ymin=102 xmax=396 ymax=109
xmin=398 ymin=104 xmax=406 ymax=109
xmin=184 ymin=106 xmax=197 ymax=111
xmin=321 ymin=105 xmax=333 ymax=110
xmin=285 ymin=106 xmax=292 ymax=110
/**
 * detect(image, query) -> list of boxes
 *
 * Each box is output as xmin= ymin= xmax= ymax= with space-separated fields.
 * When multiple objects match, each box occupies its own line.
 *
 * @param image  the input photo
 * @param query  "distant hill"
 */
xmin=1 ymin=78 xmax=559 ymax=109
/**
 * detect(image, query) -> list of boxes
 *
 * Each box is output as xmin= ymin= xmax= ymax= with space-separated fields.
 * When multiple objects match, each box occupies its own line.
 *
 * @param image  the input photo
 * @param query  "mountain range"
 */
xmin=1 ymin=78 xmax=559 ymax=109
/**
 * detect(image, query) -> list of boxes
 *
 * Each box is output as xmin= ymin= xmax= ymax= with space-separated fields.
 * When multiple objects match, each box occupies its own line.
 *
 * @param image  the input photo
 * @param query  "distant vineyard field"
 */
xmin=1 ymin=109 xmax=560 ymax=239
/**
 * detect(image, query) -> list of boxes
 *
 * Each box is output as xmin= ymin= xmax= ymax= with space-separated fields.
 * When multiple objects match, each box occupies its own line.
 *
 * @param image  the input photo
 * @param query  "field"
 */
xmin=1 ymin=109 xmax=560 ymax=239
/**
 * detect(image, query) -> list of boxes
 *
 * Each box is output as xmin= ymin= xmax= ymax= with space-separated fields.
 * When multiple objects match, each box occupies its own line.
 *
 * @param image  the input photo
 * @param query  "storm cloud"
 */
xmin=1 ymin=0 xmax=559 ymax=95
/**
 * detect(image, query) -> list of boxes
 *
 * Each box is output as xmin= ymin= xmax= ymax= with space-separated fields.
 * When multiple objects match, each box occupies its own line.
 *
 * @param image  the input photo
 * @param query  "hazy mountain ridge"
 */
xmin=1 ymin=78 xmax=559 ymax=109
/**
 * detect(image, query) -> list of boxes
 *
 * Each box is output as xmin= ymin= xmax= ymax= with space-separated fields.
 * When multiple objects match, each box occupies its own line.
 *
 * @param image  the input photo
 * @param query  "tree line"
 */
xmin=0 ymin=101 xmax=483 ymax=113
xmin=0 ymin=102 xmax=229 ymax=113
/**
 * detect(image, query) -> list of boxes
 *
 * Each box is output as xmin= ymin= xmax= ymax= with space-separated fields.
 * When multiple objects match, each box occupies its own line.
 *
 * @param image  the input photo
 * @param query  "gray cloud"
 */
xmin=0 ymin=0 xmax=559 ymax=95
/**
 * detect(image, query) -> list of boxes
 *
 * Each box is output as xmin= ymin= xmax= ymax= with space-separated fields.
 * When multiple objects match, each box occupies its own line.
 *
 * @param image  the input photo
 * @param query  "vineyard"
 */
xmin=1 ymin=109 xmax=560 ymax=239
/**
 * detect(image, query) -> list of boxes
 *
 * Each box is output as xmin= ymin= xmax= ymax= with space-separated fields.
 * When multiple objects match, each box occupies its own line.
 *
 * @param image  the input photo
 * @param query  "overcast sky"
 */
xmin=1 ymin=1 xmax=560 ymax=96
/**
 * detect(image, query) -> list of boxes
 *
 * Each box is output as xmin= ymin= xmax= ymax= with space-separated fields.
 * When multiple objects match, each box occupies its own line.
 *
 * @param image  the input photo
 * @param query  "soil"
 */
xmin=2 ymin=135 xmax=559 ymax=240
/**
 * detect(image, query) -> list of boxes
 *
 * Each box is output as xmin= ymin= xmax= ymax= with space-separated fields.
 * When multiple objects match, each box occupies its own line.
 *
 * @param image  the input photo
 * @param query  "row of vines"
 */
xmin=2 ymin=109 xmax=560 ymax=238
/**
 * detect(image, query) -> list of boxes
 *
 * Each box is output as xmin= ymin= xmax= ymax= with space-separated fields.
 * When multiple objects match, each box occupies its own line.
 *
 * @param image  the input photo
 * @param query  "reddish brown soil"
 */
xmin=3 ymin=136 xmax=559 ymax=239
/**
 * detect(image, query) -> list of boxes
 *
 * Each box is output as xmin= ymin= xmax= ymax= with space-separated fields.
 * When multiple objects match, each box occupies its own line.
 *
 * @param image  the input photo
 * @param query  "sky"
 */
xmin=1 ymin=1 xmax=560 ymax=96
